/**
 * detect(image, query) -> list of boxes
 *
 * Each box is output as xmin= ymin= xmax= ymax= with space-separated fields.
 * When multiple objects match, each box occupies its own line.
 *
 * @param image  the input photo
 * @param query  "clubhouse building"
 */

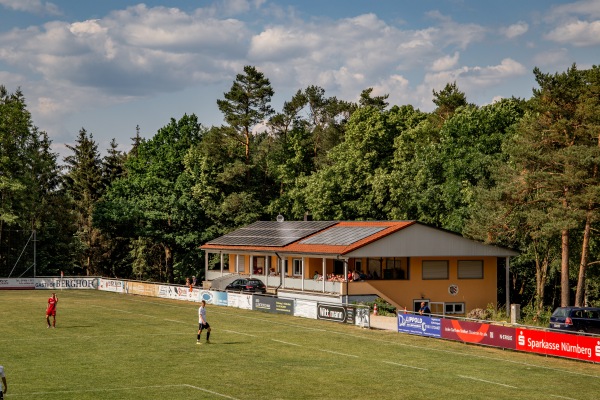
xmin=200 ymin=220 xmax=518 ymax=315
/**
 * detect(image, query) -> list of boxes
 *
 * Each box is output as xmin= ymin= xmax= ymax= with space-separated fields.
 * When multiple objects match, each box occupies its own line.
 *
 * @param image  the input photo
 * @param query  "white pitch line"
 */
xmin=319 ymin=349 xmax=359 ymax=358
xmin=382 ymin=360 xmax=428 ymax=371
xmin=182 ymin=384 xmax=241 ymax=399
xmin=549 ymin=395 xmax=578 ymax=400
xmin=222 ymin=329 xmax=257 ymax=337
xmin=271 ymin=339 xmax=303 ymax=347
xmin=8 ymin=384 xmax=239 ymax=397
xmin=164 ymin=318 xmax=186 ymax=324
xmin=457 ymin=375 xmax=517 ymax=389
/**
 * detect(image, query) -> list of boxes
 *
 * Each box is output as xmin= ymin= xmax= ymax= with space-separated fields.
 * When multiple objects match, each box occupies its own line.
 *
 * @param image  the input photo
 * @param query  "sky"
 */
xmin=1 ymin=0 xmax=599 ymax=159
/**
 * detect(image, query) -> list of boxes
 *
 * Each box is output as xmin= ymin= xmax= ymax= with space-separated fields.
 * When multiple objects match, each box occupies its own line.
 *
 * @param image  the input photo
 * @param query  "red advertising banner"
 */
xmin=441 ymin=319 xmax=516 ymax=349
xmin=516 ymin=328 xmax=600 ymax=362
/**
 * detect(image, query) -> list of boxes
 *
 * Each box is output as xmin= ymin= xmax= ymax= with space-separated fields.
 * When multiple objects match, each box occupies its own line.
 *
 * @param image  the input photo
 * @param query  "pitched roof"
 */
xmin=201 ymin=220 xmax=416 ymax=255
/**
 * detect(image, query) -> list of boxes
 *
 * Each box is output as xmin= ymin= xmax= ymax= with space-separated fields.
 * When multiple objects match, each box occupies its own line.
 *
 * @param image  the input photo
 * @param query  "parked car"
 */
xmin=548 ymin=307 xmax=600 ymax=334
xmin=225 ymin=278 xmax=266 ymax=294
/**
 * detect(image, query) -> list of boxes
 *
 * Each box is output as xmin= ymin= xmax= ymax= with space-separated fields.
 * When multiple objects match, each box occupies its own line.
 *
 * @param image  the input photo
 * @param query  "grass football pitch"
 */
xmin=2 ymin=290 xmax=599 ymax=399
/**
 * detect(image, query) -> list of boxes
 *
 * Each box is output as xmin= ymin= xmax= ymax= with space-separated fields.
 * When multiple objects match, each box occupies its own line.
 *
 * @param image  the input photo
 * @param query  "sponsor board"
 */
xmin=98 ymin=279 xmax=125 ymax=293
xmin=355 ymin=306 xmax=370 ymax=328
xmin=35 ymin=277 xmax=98 ymax=289
xmin=157 ymin=285 xmax=197 ymax=301
xmin=227 ymin=292 xmax=253 ymax=310
xmin=398 ymin=313 xmax=441 ymax=338
xmin=125 ymin=281 xmax=158 ymax=297
xmin=317 ymin=304 xmax=356 ymax=324
xmin=252 ymin=296 xmax=294 ymax=314
xmin=516 ymin=328 xmax=600 ymax=362
xmin=441 ymin=319 xmax=516 ymax=349
xmin=294 ymin=299 xmax=318 ymax=319
xmin=210 ymin=291 xmax=228 ymax=306
xmin=0 ymin=278 xmax=35 ymax=290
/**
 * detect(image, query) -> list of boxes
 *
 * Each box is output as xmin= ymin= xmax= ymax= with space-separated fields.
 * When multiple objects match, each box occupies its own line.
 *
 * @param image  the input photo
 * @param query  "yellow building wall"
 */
xmin=220 ymin=253 xmax=496 ymax=314
xmin=349 ymin=256 xmax=497 ymax=313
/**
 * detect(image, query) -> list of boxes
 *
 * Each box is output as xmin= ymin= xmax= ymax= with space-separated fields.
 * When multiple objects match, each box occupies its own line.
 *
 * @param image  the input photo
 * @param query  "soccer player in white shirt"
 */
xmin=197 ymin=300 xmax=211 ymax=344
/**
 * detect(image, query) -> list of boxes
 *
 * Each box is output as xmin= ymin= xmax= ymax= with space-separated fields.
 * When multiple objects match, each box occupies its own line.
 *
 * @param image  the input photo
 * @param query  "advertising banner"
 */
xmin=252 ymin=295 xmax=294 ymax=314
xmin=194 ymin=290 xmax=226 ymax=305
xmin=228 ymin=292 xmax=253 ymax=309
xmin=317 ymin=304 xmax=356 ymax=324
xmin=516 ymin=328 xmax=600 ymax=362
xmin=294 ymin=299 xmax=317 ymax=319
xmin=397 ymin=313 xmax=441 ymax=338
xmin=98 ymin=279 xmax=125 ymax=293
xmin=210 ymin=291 xmax=228 ymax=306
xmin=35 ymin=277 xmax=98 ymax=290
xmin=441 ymin=319 xmax=516 ymax=349
xmin=157 ymin=285 xmax=197 ymax=301
xmin=0 ymin=278 xmax=35 ymax=290
xmin=355 ymin=306 xmax=370 ymax=328
xmin=125 ymin=281 xmax=158 ymax=297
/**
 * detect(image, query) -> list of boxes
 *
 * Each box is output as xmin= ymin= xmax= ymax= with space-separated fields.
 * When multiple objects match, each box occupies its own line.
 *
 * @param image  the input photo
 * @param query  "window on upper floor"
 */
xmin=422 ymin=260 xmax=448 ymax=280
xmin=458 ymin=260 xmax=483 ymax=279
xmin=292 ymin=258 xmax=302 ymax=276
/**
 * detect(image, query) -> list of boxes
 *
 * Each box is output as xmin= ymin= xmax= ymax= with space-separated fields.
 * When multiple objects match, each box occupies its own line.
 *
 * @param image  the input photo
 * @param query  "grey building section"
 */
xmin=343 ymin=223 xmax=519 ymax=258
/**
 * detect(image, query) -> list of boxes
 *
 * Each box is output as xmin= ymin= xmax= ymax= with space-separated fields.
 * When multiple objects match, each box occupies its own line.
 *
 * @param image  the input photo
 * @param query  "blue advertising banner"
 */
xmin=397 ymin=313 xmax=441 ymax=338
xmin=208 ymin=290 xmax=228 ymax=306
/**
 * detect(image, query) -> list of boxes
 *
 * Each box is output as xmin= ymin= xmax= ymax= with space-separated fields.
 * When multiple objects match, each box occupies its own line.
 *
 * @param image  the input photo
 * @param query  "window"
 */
xmin=445 ymin=303 xmax=464 ymax=314
xmin=292 ymin=259 xmax=302 ymax=276
xmin=422 ymin=260 xmax=448 ymax=280
xmin=354 ymin=259 xmax=362 ymax=272
xmin=334 ymin=260 xmax=345 ymax=275
xmin=384 ymin=257 xmax=409 ymax=280
xmin=236 ymin=255 xmax=245 ymax=273
xmin=458 ymin=260 xmax=483 ymax=279
xmin=253 ymin=256 xmax=266 ymax=274
xmin=366 ymin=257 xmax=382 ymax=277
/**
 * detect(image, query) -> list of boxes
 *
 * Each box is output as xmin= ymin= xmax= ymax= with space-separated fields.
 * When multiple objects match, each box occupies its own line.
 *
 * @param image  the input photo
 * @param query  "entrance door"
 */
xmin=413 ymin=299 xmax=430 ymax=313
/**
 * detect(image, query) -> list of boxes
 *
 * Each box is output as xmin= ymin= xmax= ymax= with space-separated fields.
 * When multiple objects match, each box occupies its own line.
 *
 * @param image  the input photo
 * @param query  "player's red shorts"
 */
xmin=46 ymin=309 xmax=56 ymax=316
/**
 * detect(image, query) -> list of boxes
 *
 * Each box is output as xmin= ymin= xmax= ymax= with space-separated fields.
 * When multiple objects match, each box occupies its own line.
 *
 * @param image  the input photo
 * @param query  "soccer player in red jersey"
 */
xmin=46 ymin=292 xmax=58 ymax=328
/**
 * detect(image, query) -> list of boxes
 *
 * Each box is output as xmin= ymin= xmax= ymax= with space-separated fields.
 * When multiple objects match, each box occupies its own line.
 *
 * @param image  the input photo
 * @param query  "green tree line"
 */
xmin=1 ymin=64 xmax=599 ymax=316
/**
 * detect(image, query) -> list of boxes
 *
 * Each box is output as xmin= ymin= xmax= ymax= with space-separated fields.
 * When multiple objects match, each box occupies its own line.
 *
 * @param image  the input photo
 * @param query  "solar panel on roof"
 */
xmin=207 ymin=221 xmax=337 ymax=247
xmin=300 ymin=226 xmax=386 ymax=246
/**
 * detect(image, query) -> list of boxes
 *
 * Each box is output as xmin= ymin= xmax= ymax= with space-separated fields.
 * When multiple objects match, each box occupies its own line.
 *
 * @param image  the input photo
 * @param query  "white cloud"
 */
xmin=532 ymin=48 xmax=569 ymax=67
xmin=371 ymin=74 xmax=412 ymax=107
xmin=417 ymin=58 xmax=527 ymax=110
xmin=548 ymin=0 xmax=600 ymax=20
xmin=501 ymin=22 xmax=529 ymax=39
xmin=546 ymin=20 xmax=600 ymax=46
xmin=430 ymin=52 xmax=460 ymax=72
xmin=0 ymin=0 xmax=60 ymax=15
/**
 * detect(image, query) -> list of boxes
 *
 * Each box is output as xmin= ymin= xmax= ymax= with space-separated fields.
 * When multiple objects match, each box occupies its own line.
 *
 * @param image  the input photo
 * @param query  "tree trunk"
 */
xmin=560 ymin=228 xmax=570 ymax=307
xmin=164 ymin=244 xmax=174 ymax=283
xmin=534 ymin=248 xmax=549 ymax=316
xmin=575 ymin=210 xmax=592 ymax=306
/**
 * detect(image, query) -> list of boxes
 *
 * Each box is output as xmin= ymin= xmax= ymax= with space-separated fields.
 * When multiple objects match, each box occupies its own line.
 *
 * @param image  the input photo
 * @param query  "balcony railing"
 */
xmin=206 ymin=270 xmax=343 ymax=294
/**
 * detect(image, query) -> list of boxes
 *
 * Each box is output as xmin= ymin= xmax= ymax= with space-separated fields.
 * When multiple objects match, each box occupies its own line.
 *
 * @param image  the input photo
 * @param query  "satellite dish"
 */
xmin=276 ymin=214 xmax=284 ymax=222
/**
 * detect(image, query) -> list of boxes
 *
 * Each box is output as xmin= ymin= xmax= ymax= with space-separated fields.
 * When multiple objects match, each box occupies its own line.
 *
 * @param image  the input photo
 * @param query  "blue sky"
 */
xmin=1 ymin=0 xmax=599 ymax=158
